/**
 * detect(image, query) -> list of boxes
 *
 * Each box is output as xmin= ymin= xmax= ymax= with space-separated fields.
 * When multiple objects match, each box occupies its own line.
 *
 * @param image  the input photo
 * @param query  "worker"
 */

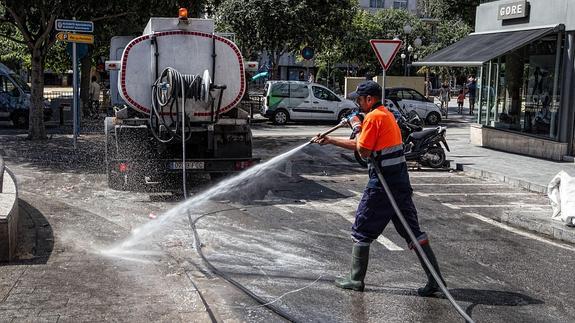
xmin=312 ymin=80 xmax=446 ymax=296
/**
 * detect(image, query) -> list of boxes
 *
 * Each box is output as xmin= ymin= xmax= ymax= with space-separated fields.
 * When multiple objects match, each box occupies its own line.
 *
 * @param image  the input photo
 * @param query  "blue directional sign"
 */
xmin=301 ymin=47 xmax=314 ymax=60
xmin=55 ymin=19 xmax=94 ymax=33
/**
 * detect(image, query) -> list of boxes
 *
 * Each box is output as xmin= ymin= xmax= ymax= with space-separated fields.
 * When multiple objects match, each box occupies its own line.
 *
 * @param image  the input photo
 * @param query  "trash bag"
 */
xmin=547 ymin=171 xmax=575 ymax=226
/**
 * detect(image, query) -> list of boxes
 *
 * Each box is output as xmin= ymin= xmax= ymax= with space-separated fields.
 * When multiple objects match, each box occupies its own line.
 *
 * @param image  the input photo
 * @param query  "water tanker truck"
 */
xmin=105 ymin=13 xmax=257 ymax=191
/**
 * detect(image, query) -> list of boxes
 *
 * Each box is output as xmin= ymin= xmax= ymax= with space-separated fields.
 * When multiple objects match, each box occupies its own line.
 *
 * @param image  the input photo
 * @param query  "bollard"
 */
xmin=59 ymin=105 xmax=64 ymax=126
xmin=0 ymin=155 xmax=4 ymax=193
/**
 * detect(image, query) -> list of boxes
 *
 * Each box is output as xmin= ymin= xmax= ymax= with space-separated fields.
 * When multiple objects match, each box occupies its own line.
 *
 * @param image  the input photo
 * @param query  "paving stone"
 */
xmin=12 ymin=315 xmax=59 ymax=323
xmin=0 ymin=307 xmax=41 ymax=316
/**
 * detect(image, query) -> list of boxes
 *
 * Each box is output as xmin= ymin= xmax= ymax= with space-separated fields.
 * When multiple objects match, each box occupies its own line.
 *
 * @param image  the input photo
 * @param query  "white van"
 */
xmin=0 ymin=63 xmax=51 ymax=128
xmin=262 ymin=81 xmax=356 ymax=124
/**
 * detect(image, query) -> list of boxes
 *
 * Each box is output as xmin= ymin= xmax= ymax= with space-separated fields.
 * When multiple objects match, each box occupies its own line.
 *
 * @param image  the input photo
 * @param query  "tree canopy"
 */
xmin=0 ymin=0 xmax=216 ymax=139
xmin=418 ymin=0 xmax=480 ymax=27
xmin=216 ymin=0 xmax=355 ymax=79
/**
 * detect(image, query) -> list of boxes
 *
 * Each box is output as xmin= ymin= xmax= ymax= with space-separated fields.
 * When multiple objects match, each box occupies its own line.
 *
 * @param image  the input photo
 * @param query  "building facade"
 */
xmin=358 ymin=0 xmax=418 ymax=13
xmin=416 ymin=0 xmax=575 ymax=160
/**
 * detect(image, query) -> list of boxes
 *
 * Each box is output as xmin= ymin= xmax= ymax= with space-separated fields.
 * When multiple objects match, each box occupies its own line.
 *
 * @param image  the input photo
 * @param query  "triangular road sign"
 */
xmin=370 ymin=39 xmax=402 ymax=71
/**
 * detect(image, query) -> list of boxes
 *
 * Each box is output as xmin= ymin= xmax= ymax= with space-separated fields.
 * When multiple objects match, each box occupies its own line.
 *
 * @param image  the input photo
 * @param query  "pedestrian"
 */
xmin=89 ymin=75 xmax=101 ymax=118
xmin=312 ymin=80 xmax=446 ymax=296
xmin=308 ymin=73 xmax=315 ymax=83
xmin=457 ymin=89 xmax=465 ymax=114
xmin=424 ymin=77 xmax=432 ymax=98
xmin=439 ymin=82 xmax=450 ymax=116
xmin=298 ymin=71 xmax=305 ymax=81
xmin=466 ymin=75 xmax=477 ymax=115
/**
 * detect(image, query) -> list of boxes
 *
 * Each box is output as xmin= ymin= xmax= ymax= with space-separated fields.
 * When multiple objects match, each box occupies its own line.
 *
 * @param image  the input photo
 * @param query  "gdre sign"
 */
xmin=498 ymin=1 xmax=529 ymax=20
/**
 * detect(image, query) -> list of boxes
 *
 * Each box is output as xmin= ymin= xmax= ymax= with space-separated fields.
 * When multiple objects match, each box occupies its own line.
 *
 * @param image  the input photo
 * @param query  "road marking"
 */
xmin=275 ymin=205 xmax=294 ymax=213
xmin=409 ymin=174 xmax=456 ymax=178
xmin=302 ymin=174 xmax=365 ymax=181
xmin=442 ymin=203 xmax=549 ymax=210
xmin=339 ymin=230 xmax=404 ymax=251
xmin=466 ymin=212 xmax=575 ymax=252
xmin=411 ymin=183 xmax=505 ymax=186
xmin=375 ymin=235 xmax=404 ymax=251
xmin=268 ymin=191 xmax=403 ymax=251
xmin=415 ymin=192 xmax=534 ymax=197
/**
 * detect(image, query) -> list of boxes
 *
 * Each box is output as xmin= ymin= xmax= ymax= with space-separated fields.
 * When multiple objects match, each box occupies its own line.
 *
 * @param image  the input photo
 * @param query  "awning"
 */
xmin=413 ymin=25 xmax=563 ymax=67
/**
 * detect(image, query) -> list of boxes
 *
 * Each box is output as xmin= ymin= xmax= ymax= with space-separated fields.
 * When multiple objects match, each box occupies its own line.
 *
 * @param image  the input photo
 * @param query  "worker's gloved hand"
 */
xmin=311 ymin=133 xmax=330 ymax=145
xmin=346 ymin=112 xmax=364 ymax=137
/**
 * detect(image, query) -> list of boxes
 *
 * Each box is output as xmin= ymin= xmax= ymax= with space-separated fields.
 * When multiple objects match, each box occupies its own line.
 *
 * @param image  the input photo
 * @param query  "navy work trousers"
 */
xmin=352 ymin=186 xmax=425 ymax=245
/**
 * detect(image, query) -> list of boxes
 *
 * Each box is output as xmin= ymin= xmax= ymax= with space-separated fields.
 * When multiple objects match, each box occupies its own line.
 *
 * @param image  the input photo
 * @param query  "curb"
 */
xmin=501 ymin=210 xmax=575 ymax=245
xmin=0 ymin=167 xmax=19 ymax=262
xmin=454 ymin=162 xmax=547 ymax=194
xmin=454 ymin=162 xmax=575 ymax=245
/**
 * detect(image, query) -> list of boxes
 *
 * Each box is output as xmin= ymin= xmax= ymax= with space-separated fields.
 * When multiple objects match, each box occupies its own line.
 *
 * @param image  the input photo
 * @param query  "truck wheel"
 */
xmin=272 ymin=109 xmax=289 ymax=125
xmin=105 ymin=130 xmax=125 ymax=190
xmin=107 ymin=166 xmax=125 ymax=190
xmin=12 ymin=111 xmax=28 ymax=128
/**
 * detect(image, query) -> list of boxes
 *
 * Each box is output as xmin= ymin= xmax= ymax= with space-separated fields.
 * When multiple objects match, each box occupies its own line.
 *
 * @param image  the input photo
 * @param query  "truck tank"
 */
xmin=119 ymin=17 xmax=245 ymax=122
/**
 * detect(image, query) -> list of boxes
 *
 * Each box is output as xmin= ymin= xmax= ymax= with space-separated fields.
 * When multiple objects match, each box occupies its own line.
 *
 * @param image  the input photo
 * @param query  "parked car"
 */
xmin=261 ymin=81 xmax=356 ymax=125
xmin=386 ymin=87 xmax=442 ymax=125
xmin=0 ymin=63 xmax=51 ymax=128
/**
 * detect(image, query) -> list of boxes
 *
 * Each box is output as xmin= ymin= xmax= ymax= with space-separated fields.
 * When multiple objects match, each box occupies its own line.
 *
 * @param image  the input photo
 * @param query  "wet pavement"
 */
xmin=0 ymin=119 xmax=573 ymax=322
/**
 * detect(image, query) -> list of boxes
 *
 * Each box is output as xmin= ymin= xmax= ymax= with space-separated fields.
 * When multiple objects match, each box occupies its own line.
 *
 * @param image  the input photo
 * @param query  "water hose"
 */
xmin=309 ymin=119 xmax=349 ymax=143
xmin=369 ymin=156 xmax=475 ymax=323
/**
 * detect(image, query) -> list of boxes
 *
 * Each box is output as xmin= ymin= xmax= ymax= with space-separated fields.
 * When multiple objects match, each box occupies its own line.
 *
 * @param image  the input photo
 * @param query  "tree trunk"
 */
xmin=80 ymin=51 xmax=92 ymax=117
xmin=28 ymin=47 xmax=46 ymax=140
xmin=272 ymin=52 xmax=281 ymax=80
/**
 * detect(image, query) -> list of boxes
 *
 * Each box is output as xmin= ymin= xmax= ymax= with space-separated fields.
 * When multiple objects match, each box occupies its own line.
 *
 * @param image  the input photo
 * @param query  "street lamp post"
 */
xmin=401 ymin=24 xmax=422 ymax=76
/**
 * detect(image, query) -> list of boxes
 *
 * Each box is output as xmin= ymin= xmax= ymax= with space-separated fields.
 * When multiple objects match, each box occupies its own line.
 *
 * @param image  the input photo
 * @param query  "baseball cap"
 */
xmin=347 ymin=80 xmax=382 ymax=99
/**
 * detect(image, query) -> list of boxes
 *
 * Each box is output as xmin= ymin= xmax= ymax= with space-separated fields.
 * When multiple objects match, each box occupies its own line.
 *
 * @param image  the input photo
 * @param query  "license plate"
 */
xmin=170 ymin=161 xmax=204 ymax=170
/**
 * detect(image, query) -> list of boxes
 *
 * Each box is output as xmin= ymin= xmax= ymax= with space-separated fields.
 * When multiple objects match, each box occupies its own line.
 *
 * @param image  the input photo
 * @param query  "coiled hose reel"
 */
xmin=150 ymin=67 xmax=212 ymax=143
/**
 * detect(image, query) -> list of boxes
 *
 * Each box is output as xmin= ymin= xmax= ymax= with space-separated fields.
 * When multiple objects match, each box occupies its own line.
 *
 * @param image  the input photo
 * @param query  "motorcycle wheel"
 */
xmin=424 ymin=146 xmax=446 ymax=168
xmin=354 ymin=150 xmax=368 ymax=168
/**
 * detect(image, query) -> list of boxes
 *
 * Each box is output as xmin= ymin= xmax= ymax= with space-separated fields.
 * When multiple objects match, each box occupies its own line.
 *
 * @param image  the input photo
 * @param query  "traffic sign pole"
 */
xmin=72 ymin=41 xmax=78 ymax=149
xmin=382 ymin=68 xmax=386 ymax=103
xmin=370 ymin=39 xmax=402 ymax=104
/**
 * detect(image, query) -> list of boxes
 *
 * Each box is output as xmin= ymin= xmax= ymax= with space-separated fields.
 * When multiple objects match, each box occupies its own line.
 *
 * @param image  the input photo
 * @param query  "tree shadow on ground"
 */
xmin=0 ymin=132 xmax=105 ymax=175
xmin=1 ymin=199 xmax=54 ymax=266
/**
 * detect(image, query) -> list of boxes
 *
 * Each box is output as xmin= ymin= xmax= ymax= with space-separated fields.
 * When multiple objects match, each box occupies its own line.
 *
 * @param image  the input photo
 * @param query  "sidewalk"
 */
xmin=443 ymin=112 xmax=575 ymax=245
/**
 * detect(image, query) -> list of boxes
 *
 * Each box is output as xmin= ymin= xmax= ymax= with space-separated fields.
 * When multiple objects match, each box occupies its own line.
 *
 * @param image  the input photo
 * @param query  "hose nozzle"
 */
xmin=309 ymin=120 xmax=348 ymax=143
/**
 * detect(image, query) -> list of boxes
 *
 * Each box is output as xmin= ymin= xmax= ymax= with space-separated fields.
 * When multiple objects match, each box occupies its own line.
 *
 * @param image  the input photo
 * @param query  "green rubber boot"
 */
xmin=335 ymin=244 xmax=370 ymax=292
xmin=415 ymin=243 xmax=446 ymax=297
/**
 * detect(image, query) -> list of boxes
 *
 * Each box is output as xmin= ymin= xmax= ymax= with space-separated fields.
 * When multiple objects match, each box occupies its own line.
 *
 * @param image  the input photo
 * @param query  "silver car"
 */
xmin=386 ymin=87 xmax=442 ymax=125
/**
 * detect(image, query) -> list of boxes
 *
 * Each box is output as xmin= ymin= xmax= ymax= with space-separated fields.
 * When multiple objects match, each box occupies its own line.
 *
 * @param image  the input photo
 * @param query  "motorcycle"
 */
xmin=349 ymin=107 xmax=449 ymax=169
xmin=403 ymin=126 xmax=450 ymax=168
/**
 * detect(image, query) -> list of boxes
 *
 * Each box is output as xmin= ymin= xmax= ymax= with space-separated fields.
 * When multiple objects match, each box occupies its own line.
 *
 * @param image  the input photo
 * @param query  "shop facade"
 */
xmin=415 ymin=0 xmax=575 ymax=160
